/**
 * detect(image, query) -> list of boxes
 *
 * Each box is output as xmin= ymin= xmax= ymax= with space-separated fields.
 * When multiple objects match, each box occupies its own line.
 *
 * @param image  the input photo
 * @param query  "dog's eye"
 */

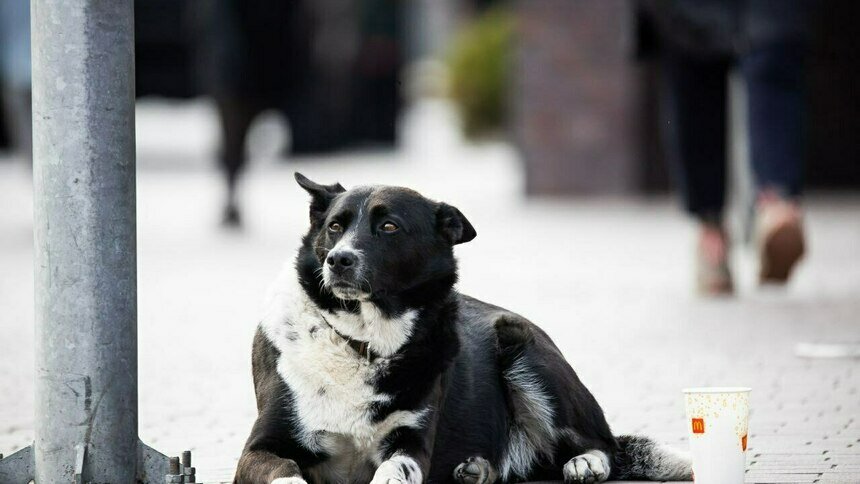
xmin=328 ymin=222 xmax=343 ymax=232
xmin=381 ymin=222 xmax=398 ymax=233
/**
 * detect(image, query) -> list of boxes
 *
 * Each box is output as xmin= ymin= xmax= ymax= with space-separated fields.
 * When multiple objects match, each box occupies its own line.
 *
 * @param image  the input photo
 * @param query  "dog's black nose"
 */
xmin=326 ymin=251 xmax=357 ymax=272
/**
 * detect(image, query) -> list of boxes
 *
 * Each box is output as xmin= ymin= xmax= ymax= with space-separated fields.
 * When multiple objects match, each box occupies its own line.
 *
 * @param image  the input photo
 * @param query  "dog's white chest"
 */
xmin=259 ymin=269 xmax=426 ymax=459
xmin=277 ymin=327 xmax=389 ymax=449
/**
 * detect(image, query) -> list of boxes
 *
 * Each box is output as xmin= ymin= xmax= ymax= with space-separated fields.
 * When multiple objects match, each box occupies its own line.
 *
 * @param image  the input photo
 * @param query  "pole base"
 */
xmin=0 ymin=445 xmax=33 ymax=483
xmin=0 ymin=440 xmax=187 ymax=483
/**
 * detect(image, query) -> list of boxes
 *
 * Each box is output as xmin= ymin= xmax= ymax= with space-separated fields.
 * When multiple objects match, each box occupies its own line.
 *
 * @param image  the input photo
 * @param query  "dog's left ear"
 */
xmin=295 ymin=172 xmax=346 ymax=222
xmin=436 ymin=203 xmax=476 ymax=245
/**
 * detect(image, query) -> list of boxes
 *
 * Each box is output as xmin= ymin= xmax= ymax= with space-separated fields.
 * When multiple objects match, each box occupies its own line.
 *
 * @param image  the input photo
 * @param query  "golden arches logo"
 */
xmin=692 ymin=418 xmax=705 ymax=434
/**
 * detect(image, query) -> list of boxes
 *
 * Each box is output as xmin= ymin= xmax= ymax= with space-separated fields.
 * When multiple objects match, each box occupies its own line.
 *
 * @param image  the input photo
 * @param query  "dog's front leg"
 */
xmin=371 ymin=453 xmax=424 ymax=484
xmin=234 ymin=449 xmax=305 ymax=484
xmin=370 ymin=427 xmax=431 ymax=484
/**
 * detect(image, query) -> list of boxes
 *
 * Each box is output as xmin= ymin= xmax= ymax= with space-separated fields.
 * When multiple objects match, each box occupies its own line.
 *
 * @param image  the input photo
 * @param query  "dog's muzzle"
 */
xmin=323 ymin=248 xmax=369 ymax=300
xmin=326 ymin=249 xmax=357 ymax=276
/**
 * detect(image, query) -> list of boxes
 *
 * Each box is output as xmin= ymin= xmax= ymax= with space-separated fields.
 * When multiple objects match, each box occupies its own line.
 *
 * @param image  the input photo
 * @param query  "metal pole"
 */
xmin=0 ymin=1 xmax=185 ymax=481
xmin=32 ymin=1 xmax=137 ymax=481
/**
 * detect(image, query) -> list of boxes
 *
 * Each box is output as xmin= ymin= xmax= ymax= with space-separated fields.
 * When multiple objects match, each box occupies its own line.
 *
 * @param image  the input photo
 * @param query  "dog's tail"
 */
xmin=609 ymin=435 xmax=692 ymax=481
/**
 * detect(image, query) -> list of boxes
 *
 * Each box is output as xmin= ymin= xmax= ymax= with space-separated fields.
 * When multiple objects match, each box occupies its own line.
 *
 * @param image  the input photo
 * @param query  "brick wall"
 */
xmin=514 ymin=0 xmax=643 ymax=195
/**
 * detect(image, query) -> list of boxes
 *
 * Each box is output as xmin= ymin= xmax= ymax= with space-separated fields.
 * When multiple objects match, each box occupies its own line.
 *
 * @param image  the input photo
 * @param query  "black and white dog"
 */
xmin=234 ymin=174 xmax=691 ymax=484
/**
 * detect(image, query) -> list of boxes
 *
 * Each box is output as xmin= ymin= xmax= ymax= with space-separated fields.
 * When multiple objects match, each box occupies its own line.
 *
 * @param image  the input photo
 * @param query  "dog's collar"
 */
xmin=318 ymin=312 xmax=378 ymax=362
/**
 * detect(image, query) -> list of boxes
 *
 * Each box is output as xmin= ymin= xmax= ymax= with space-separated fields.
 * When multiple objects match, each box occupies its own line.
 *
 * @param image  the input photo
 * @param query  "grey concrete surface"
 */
xmin=1 ymin=101 xmax=858 ymax=483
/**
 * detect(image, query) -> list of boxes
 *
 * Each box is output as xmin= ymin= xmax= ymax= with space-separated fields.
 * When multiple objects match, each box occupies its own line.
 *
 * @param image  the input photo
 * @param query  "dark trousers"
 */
xmin=661 ymin=41 xmax=805 ymax=221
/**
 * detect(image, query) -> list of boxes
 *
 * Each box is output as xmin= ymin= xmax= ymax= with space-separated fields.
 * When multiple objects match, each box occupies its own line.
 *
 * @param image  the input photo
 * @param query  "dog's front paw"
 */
xmin=454 ymin=456 xmax=498 ymax=484
xmin=370 ymin=455 xmax=422 ymax=484
xmin=563 ymin=451 xmax=609 ymax=484
xmin=271 ymin=478 xmax=308 ymax=484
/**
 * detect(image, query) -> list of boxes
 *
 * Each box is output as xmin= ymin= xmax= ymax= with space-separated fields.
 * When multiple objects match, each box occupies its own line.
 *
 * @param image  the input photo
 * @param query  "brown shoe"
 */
xmin=756 ymin=195 xmax=805 ymax=284
xmin=696 ymin=225 xmax=733 ymax=295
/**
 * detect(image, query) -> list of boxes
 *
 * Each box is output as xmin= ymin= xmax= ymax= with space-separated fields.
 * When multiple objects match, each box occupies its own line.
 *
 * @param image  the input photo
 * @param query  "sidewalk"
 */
xmin=1 ymin=102 xmax=858 ymax=483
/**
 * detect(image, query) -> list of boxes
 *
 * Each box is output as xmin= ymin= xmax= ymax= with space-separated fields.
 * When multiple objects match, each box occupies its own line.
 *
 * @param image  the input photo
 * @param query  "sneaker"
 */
xmin=756 ymin=195 xmax=804 ymax=284
xmin=696 ymin=225 xmax=733 ymax=295
xmin=221 ymin=203 xmax=242 ymax=228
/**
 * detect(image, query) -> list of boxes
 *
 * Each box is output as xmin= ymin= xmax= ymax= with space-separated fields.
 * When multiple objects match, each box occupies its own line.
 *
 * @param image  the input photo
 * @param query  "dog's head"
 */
xmin=294 ymin=173 xmax=475 ymax=308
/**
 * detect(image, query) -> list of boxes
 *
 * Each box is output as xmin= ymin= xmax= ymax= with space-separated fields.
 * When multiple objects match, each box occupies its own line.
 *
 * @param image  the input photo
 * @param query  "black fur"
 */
xmin=234 ymin=174 xmax=690 ymax=484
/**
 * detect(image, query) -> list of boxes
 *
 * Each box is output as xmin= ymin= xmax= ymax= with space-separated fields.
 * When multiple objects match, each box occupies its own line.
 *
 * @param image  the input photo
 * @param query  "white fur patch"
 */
xmin=370 ymin=454 xmax=423 ymax=484
xmin=563 ymin=451 xmax=609 ymax=483
xmin=270 ymin=478 xmax=307 ymax=484
xmin=260 ymin=264 xmax=426 ymax=463
xmin=657 ymin=444 xmax=692 ymax=479
xmin=644 ymin=442 xmax=692 ymax=480
xmin=498 ymin=356 xmax=557 ymax=480
xmin=331 ymin=228 xmax=358 ymax=254
xmin=325 ymin=302 xmax=418 ymax=357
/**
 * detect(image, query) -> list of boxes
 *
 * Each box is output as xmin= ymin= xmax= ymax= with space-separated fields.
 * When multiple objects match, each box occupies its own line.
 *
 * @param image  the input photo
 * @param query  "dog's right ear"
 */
xmin=295 ymin=172 xmax=346 ymax=223
xmin=436 ymin=203 xmax=477 ymax=245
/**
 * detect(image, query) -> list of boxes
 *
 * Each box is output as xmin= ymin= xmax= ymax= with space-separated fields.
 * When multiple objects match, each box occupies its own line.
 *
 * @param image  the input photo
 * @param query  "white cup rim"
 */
xmin=683 ymin=386 xmax=752 ymax=394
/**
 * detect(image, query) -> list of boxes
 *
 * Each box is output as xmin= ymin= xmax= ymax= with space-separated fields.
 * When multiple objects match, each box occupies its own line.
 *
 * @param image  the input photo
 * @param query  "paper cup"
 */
xmin=683 ymin=387 xmax=751 ymax=484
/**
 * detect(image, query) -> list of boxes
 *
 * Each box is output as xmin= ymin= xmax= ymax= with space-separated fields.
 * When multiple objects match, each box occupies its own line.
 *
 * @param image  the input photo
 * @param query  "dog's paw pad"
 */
xmin=563 ymin=452 xmax=609 ymax=484
xmin=454 ymin=456 xmax=497 ymax=484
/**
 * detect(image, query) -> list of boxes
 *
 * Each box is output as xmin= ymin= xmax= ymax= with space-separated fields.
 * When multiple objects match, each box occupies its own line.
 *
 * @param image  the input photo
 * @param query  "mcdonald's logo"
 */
xmin=692 ymin=418 xmax=705 ymax=434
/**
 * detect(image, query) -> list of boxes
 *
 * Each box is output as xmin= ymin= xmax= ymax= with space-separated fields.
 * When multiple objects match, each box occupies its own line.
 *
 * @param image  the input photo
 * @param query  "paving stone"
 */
xmin=745 ymin=475 xmax=818 ymax=483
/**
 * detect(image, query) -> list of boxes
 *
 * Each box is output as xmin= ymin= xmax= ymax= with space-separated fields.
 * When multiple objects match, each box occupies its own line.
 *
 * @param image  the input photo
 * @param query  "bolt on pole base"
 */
xmin=0 ymin=441 xmax=192 ymax=483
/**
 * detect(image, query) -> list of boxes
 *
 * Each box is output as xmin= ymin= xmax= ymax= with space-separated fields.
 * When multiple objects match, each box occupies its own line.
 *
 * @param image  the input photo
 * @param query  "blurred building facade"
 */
xmin=514 ymin=1 xmax=641 ymax=195
xmin=2 ymin=0 xmax=858 ymax=198
xmin=514 ymin=0 xmax=860 ymax=195
xmin=135 ymin=0 xmax=402 ymax=154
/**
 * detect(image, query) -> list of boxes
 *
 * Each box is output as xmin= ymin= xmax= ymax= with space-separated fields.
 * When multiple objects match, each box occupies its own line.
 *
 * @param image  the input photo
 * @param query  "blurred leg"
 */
xmin=661 ymin=50 xmax=733 ymax=294
xmin=741 ymin=41 xmax=806 ymax=283
xmin=661 ymin=50 xmax=730 ymax=223
xmin=215 ymin=96 xmax=259 ymax=227
xmin=740 ymin=41 xmax=805 ymax=198
xmin=1 ymin=86 xmax=32 ymax=162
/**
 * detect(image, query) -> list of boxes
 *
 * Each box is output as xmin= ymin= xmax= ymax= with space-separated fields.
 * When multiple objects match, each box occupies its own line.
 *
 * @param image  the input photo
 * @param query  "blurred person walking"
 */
xmin=195 ymin=0 xmax=315 ymax=227
xmin=0 ymin=1 xmax=31 ymax=161
xmin=638 ymin=0 xmax=810 ymax=294
xmin=193 ymin=0 xmax=401 ymax=227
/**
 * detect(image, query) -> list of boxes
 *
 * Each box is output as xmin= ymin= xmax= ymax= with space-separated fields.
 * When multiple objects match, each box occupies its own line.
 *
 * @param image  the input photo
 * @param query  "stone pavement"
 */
xmin=1 ymin=101 xmax=858 ymax=483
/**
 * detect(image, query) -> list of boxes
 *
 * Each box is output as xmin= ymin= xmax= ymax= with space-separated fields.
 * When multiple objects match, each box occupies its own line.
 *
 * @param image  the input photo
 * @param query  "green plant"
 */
xmin=448 ymin=7 xmax=513 ymax=139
